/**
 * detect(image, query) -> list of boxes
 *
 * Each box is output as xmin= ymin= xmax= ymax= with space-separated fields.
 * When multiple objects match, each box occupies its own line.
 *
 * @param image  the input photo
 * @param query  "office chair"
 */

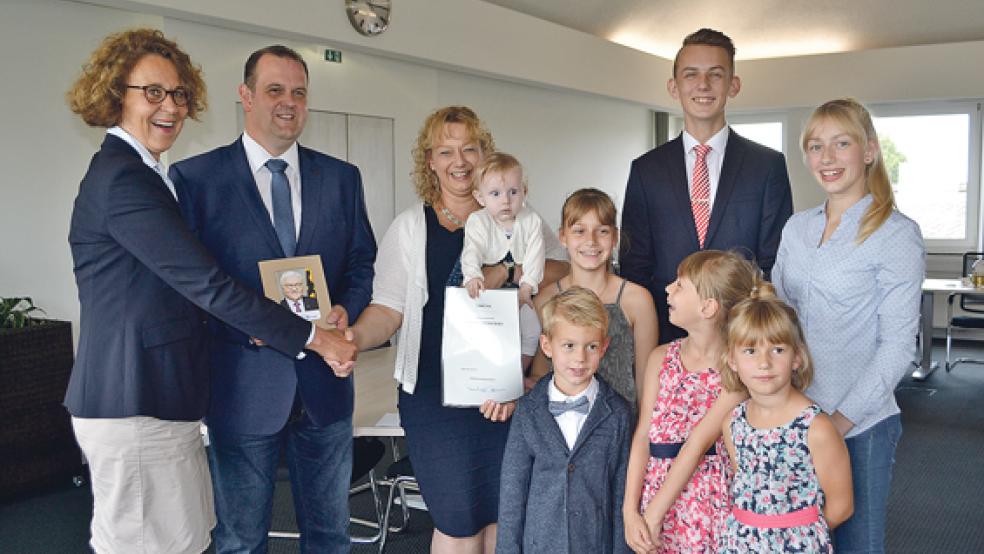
xmin=375 ymin=454 xmax=421 ymax=552
xmin=945 ymin=251 xmax=984 ymax=371
xmin=268 ymin=436 xmax=387 ymax=547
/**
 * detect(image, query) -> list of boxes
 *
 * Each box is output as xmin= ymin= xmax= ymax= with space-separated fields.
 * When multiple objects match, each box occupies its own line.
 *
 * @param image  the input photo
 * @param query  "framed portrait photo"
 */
xmin=258 ymin=255 xmax=333 ymax=329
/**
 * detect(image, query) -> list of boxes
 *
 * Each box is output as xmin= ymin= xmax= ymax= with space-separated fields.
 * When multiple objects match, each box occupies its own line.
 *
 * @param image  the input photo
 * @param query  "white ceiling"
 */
xmin=480 ymin=0 xmax=984 ymax=60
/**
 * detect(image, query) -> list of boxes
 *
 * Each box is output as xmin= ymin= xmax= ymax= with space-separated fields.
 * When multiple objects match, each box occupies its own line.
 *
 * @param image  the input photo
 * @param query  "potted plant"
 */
xmin=0 ymin=297 xmax=81 ymax=499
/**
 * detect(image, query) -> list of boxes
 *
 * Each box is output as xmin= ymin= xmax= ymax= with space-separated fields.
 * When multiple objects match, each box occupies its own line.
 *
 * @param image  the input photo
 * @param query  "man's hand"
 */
xmin=308 ymin=326 xmax=357 ymax=368
xmin=325 ymin=305 xmax=348 ymax=330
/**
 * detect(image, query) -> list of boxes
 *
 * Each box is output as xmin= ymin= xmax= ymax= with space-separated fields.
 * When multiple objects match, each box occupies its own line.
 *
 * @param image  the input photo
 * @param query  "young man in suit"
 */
xmin=619 ymin=28 xmax=793 ymax=343
xmin=170 ymin=45 xmax=376 ymax=553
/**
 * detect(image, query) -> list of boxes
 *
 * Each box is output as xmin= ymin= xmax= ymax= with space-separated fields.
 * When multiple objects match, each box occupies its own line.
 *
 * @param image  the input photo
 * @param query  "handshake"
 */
xmin=257 ymin=306 xmax=358 ymax=377
xmin=308 ymin=326 xmax=358 ymax=377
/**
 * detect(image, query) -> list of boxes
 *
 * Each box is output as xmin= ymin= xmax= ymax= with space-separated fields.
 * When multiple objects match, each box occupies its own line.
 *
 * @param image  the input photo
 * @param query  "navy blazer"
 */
xmin=497 ymin=375 xmax=632 ymax=554
xmin=65 ymin=134 xmax=310 ymax=421
xmin=170 ymin=139 xmax=376 ymax=435
xmin=619 ymin=130 xmax=793 ymax=342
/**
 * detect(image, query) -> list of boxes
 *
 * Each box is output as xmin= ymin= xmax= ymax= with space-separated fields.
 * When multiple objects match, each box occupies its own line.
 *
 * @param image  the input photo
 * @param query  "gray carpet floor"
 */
xmin=2 ymin=339 xmax=983 ymax=553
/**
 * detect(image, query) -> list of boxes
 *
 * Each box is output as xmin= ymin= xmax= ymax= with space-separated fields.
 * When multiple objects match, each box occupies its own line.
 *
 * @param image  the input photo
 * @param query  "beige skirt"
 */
xmin=72 ymin=416 xmax=215 ymax=554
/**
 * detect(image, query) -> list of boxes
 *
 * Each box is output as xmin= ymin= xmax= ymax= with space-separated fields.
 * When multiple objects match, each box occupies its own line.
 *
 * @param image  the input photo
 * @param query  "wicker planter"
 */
xmin=0 ymin=320 xmax=82 ymax=499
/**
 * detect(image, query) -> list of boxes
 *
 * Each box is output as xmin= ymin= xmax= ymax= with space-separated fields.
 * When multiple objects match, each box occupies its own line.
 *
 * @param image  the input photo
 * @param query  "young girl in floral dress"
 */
xmin=719 ymin=287 xmax=853 ymax=553
xmin=624 ymin=250 xmax=758 ymax=553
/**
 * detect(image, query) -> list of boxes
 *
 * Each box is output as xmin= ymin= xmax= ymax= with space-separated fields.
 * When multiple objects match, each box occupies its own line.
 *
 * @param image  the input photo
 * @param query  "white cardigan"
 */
xmin=460 ymin=207 xmax=545 ymax=293
xmin=372 ymin=203 xmax=567 ymax=393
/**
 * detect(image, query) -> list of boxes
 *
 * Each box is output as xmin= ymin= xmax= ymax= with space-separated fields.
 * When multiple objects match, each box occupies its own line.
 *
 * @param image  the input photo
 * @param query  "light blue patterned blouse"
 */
xmin=773 ymin=194 xmax=925 ymax=437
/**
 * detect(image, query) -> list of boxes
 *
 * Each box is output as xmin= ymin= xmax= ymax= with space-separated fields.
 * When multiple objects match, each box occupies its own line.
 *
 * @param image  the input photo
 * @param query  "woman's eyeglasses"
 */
xmin=126 ymin=84 xmax=190 ymax=107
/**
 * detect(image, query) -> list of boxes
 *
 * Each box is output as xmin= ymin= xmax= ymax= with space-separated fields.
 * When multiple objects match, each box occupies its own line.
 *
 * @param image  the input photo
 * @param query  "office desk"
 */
xmin=915 ymin=278 xmax=978 ymax=380
xmin=352 ymin=346 xmax=403 ymax=438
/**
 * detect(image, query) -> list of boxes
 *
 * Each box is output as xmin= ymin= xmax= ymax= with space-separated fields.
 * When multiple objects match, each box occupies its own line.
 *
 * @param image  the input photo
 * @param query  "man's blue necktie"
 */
xmin=548 ymin=396 xmax=590 ymax=417
xmin=266 ymin=159 xmax=296 ymax=257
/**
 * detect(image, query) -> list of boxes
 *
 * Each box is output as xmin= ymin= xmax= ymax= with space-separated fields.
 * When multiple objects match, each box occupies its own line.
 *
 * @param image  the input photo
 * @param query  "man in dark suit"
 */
xmin=619 ymin=28 xmax=793 ymax=343
xmin=171 ymin=45 xmax=376 ymax=553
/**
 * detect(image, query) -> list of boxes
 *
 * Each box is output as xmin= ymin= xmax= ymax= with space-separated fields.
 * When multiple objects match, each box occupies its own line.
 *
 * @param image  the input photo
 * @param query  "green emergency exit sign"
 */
xmin=325 ymin=49 xmax=343 ymax=63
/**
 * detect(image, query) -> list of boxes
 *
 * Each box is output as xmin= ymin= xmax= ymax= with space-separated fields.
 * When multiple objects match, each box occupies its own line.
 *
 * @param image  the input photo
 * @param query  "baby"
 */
xmin=461 ymin=152 xmax=545 ymax=308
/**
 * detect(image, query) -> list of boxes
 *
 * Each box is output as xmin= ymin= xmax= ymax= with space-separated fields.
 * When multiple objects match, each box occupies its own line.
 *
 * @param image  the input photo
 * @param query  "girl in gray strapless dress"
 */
xmin=530 ymin=188 xmax=659 ymax=410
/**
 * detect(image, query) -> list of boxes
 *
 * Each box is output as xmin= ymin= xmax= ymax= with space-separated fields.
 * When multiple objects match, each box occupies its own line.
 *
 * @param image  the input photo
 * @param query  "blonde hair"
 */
xmin=411 ymin=106 xmax=495 ymax=205
xmin=802 ymin=98 xmax=894 ymax=244
xmin=540 ymin=286 xmax=609 ymax=338
xmin=67 ymin=28 xmax=207 ymax=127
xmin=721 ymin=289 xmax=814 ymax=393
xmin=474 ymin=152 xmax=526 ymax=192
xmin=677 ymin=250 xmax=763 ymax=334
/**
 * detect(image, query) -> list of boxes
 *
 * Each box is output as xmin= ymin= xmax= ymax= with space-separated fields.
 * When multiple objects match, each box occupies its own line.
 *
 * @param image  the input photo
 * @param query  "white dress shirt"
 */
xmin=548 ymin=376 xmax=599 ymax=450
xmin=242 ymin=132 xmax=302 ymax=239
xmin=241 ymin=132 xmax=315 ymax=348
xmin=107 ymin=127 xmax=177 ymax=200
xmin=682 ymin=125 xmax=730 ymax=210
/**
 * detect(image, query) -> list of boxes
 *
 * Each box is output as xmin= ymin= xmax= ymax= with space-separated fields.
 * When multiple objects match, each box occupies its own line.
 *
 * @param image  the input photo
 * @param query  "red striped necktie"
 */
xmin=691 ymin=144 xmax=712 ymax=248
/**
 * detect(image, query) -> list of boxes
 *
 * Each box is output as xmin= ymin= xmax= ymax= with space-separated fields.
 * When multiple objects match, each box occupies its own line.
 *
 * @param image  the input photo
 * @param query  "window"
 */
xmin=869 ymin=102 xmax=982 ymax=252
xmin=731 ymin=121 xmax=784 ymax=153
xmin=668 ymin=113 xmax=786 ymax=154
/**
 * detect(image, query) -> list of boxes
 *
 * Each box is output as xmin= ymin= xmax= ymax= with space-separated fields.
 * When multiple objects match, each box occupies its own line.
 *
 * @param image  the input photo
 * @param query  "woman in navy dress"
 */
xmin=347 ymin=106 xmax=567 ymax=552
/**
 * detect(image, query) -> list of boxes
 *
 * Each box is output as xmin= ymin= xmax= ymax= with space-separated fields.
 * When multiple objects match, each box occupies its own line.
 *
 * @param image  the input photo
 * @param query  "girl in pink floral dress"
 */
xmin=718 ymin=288 xmax=853 ymax=553
xmin=623 ymin=251 xmax=760 ymax=554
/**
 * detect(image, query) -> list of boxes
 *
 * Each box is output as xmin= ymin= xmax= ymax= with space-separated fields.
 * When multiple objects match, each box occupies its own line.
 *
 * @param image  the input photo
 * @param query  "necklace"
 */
xmin=439 ymin=205 xmax=466 ymax=227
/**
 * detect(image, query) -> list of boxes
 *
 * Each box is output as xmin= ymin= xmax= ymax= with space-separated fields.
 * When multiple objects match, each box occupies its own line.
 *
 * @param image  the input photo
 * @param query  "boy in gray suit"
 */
xmin=497 ymin=286 xmax=632 ymax=554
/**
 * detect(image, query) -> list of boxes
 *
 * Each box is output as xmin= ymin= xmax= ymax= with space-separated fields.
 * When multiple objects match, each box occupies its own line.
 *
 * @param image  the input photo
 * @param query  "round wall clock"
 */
xmin=345 ymin=0 xmax=391 ymax=37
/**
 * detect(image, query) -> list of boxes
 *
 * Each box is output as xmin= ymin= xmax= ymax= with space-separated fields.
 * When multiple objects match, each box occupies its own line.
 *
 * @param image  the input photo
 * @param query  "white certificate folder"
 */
xmin=441 ymin=287 xmax=524 ymax=407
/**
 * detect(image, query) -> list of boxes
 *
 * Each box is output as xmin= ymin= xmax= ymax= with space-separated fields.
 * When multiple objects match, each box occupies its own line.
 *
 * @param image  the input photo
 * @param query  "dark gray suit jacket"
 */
xmin=497 ymin=375 xmax=632 ymax=554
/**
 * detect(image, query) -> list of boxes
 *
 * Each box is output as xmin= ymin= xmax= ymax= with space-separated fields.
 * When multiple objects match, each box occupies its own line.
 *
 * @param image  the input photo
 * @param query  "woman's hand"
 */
xmin=480 ymin=399 xmax=516 ymax=422
xmin=831 ymin=411 xmax=855 ymax=436
xmin=624 ymin=509 xmax=658 ymax=554
xmin=465 ymin=277 xmax=484 ymax=299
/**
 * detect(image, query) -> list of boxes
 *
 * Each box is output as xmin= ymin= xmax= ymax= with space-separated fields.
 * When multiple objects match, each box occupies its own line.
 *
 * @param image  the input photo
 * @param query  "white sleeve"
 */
xmin=370 ymin=212 xmax=412 ymax=314
xmin=518 ymin=213 xmax=545 ymax=293
xmin=519 ymin=303 xmax=541 ymax=357
xmin=460 ymin=212 xmax=489 ymax=283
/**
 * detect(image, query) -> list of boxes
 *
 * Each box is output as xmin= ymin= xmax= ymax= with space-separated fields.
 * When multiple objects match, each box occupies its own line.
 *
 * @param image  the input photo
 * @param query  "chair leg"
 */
xmin=350 ymin=468 xmax=385 ymax=545
xmin=377 ymin=476 xmax=417 ymax=553
xmin=946 ymin=322 xmax=953 ymax=372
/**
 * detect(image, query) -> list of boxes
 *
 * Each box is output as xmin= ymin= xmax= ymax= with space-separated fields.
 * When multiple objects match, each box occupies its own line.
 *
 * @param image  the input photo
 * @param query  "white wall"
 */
xmin=0 ymin=0 xmax=650 ymax=342
xmin=4 ymin=0 xmax=984 ymax=339
xmin=0 ymin=0 xmax=164 ymax=331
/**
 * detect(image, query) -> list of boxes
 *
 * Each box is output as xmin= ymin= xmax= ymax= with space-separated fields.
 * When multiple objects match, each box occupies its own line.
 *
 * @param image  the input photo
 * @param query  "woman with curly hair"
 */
xmin=345 ymin=106 xmax=566 ymax=553
xmin=65 ymin=29 xmax=342 ymax=553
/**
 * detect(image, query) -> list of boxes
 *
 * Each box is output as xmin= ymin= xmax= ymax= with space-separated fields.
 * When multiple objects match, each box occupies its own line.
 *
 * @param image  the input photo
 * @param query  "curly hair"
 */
xmin=67 ymin=28 xmax=207 ymax=127
xmin=411 ymin=106 xmax=495 ymax=205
